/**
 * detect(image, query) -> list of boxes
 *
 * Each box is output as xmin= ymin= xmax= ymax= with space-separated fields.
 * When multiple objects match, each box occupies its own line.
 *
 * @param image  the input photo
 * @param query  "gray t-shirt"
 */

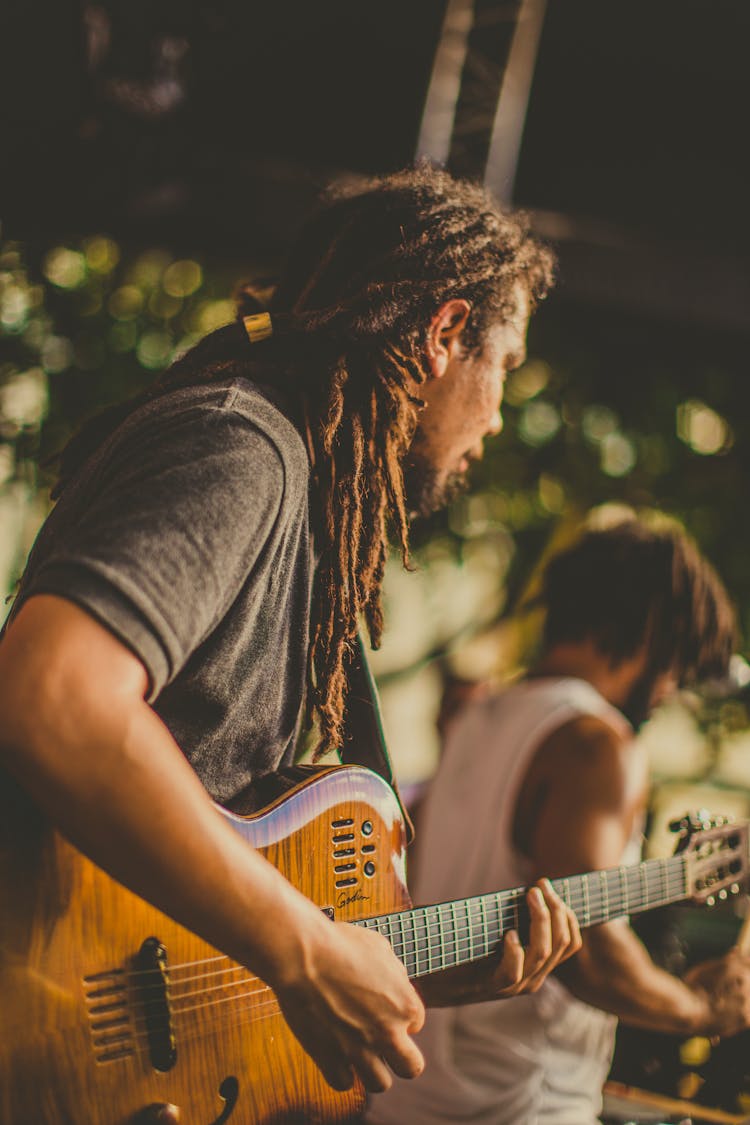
xmin=9 ymin=377 xmax=313 ymax=804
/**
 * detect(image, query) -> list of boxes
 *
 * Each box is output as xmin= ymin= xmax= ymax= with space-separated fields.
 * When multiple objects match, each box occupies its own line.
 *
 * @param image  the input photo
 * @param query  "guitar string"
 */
xmin=104 ymin=866 xmax=691 ymax=1013
xmin=83 ymin=855 xmax=697 ymax=990
xmin=99 ymin=859 xmax=690 ymax=995
xmin=116 ymin=875 xmax=695 ymax=1054
xmin=114 ymin=875 xmax=690 ymax=1038
xmin=111 ymin=877 xmax=691 ymax=1024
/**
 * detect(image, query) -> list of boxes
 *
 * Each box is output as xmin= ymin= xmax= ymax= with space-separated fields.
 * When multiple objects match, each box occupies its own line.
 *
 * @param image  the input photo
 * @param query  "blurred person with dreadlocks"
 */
xmin=368 ymin=515 xmax=750 ymax=1125
xmin=0 ymin=166 xmax=581 ymax=1107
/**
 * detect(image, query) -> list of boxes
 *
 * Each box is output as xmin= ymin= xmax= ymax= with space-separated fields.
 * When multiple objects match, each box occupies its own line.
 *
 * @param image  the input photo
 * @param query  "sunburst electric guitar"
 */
xmin=0 ymin=764 xmax=747 ymax=1125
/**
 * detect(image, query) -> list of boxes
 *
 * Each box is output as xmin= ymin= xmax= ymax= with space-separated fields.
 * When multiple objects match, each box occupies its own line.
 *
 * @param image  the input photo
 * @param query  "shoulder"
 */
xmin=112 ymin=378 xmax=310 ymax=503
xmin=535 ymin=712 xmax=647 ymax=811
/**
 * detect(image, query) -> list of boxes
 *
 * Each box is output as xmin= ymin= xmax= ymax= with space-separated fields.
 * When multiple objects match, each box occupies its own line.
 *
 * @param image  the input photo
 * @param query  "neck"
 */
xmin=529 ymin=643 xmax=639 ymax=711
xmin=354 ymin=854 xmax=689 ymax=979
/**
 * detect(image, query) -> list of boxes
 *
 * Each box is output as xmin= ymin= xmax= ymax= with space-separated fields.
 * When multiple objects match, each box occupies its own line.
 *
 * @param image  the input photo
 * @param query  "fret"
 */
xmin=495 ymin=893 xmax=504 ymax=939
xmin=563 ymin=876 xmax=571 ymax=909
xmin=467 ymin=900 xmax=476 ymax=962
xmin=437 ymin=903 xmax=447 ymax=971
xmin=606 ymin=868 xmax=623 ymax=920
xmin=569 ymin=876 xmax=585 ymax=920
xmin=640 ymin=863 xmax=649 ymax=911
xmin=619 ymin=866 xmax=628 ymax=915
xmin=449 ymin=901 xmax=458 ymax=968
xmin=415 ymin=907 xmax=429 ymax=975
xmin=660 ymin=859 xmax=668 ymax=905
xmin=397 ymin=912 xmax=406 ymax=967
xmin=600 ymin=870 xmax=609 ymax=923
xmin=479 ymin=896 xmax=489 ymax=957
xmin=425 ymin=907 xmax=436 ymax=974
xmin=627 ymin=864 xmax=640 ymax=914
xmin=407 ymin=911 xmax=418 ymax=976
xmin=582 ymin=875 xmax=591 ymax=926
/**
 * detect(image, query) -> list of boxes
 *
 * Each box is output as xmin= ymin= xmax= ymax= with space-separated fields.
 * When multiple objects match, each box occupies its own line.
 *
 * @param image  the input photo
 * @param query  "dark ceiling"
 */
xmin=1 ymin=0 xmax=748 ymax=313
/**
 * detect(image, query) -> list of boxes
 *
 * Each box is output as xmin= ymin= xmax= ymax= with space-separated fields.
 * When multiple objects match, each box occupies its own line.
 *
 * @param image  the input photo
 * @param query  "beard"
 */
xmin=403 ymin=452 xmax=470 ymax=518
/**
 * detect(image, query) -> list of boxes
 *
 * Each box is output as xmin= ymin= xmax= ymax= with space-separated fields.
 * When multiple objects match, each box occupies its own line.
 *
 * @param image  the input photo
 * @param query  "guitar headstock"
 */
xmin=671 ymin=812 xmax=750 ymax=906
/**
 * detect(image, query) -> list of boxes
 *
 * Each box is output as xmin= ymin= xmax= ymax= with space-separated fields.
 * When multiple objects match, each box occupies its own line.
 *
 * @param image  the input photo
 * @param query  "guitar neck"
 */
xmin=356 ymin=854 xmax=689 ymax=979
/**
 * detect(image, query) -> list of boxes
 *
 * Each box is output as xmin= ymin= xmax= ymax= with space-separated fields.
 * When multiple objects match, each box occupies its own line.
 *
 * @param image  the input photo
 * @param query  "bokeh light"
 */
xmin=43 ymin=248 xmax=87 ymax=290
xmin=108 ymin=285 xmax=144 ymax=320
xmin=504 ymin=359 xmax=550 ymax=406
xmin=83 ymin=237 xmax=120 ymax=275
xmin=600 ymin=431 xmax=636 ymax=477
xmin=137 ymin=330 xmax=173 ymax=370
xmin=0 ymin=368 xmax=48 ymax=430
xmin=162 ymin=259 xmax=202 ymax=298
xmin=518 ymin=400 xmax=561 ymax=446
xmin=676 ymin=398 xmax=732 ymax=455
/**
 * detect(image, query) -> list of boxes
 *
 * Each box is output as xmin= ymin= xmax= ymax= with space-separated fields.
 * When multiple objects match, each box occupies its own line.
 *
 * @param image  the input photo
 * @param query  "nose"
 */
xmin=487 ymin=409 xmax=504 ymax=436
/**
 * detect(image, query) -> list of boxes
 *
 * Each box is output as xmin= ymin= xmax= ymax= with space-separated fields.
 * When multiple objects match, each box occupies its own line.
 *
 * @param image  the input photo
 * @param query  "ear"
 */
xmin=425 ymin=299 xmax=471 ymax=379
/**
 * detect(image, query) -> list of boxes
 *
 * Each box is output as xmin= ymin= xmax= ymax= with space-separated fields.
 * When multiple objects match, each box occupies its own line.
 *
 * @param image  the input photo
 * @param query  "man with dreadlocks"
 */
xmin=0 ymin=166 xmax=581 ymax=1107
xmin=369 ymin=515 xmax=750 ymax=1125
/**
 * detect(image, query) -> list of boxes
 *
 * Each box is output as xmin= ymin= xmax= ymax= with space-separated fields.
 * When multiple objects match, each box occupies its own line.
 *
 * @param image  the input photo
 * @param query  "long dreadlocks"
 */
xmin=54 ymin=165 xmax=555 ymax=757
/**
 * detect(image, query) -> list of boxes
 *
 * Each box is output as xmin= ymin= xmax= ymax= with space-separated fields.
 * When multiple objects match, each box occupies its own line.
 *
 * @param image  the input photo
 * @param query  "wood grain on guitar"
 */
xmin=0 ymin=766 xmax=747 ymax=1125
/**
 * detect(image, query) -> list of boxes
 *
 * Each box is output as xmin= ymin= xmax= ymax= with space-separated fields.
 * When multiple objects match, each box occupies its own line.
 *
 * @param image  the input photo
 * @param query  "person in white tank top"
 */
xmin=368 ymin=516 xmax=750 ymax=1125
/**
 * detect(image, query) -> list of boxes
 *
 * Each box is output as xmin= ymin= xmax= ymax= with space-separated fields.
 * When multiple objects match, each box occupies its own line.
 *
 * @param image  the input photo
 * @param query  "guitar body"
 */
xmin=0 ymin=765 xmax=411 ymax=1125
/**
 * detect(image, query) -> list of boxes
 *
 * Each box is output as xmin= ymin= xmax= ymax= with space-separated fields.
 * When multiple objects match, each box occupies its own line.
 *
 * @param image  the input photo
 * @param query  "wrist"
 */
xmin=681 ymin=983 xmax=713 ymax=1035
xmin=246 ymin=884 xmax=332 ymax=994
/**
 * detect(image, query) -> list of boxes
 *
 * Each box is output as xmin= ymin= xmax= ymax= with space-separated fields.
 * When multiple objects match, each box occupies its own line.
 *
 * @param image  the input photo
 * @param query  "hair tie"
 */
xmin=242 ymin=312 xmax=273 ymax=344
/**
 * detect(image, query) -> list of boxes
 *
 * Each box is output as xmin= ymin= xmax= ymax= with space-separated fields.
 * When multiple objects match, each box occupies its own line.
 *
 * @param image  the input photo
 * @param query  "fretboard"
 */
xmin=355 ymin=854 xmax=689 ymax=979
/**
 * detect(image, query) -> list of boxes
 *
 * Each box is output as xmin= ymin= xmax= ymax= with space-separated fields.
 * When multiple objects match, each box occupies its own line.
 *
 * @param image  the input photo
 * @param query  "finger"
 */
xmin=318 ymin=1055 xmax=357 ymax=1093
xmin=381 ymin=1032 xmax=425 ymax=1081
xmin=537 ymin=878 xmax=572 ymax=970
xmin=523 ymin=884 xmax=553 ymax=976
xmin=564 ymin=905 xmax=583 ymax=960
xmin=493 ymin=928 xmax=525 ymax=994
xmin=409 ymin=995 xmax=426 ymax=1034
xmin=351 ymin=1051 xmax=394 ymax=1094
xmin=288 ymin=1022 xmax=356 ymax=1092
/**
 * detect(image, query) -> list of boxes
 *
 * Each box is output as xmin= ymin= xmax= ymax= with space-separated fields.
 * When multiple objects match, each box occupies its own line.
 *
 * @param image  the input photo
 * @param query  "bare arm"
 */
xmin=520 ymin=715 xmax=750 ymax=1037
xmin=0 ymin=595 xmax=425 ymax=1093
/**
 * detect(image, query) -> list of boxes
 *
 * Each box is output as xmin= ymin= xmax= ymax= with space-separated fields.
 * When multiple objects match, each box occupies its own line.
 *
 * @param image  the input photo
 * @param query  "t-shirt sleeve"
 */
xmin=26 ymin=403 xmax=288 ymax=700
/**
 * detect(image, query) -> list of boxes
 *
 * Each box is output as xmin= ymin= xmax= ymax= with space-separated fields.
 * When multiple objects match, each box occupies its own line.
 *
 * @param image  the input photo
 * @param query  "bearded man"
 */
xmin=0 ymin=167 xmax=580 ymax=1117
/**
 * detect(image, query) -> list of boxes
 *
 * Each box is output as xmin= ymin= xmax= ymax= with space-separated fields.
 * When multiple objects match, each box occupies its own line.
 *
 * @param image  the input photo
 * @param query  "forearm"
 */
xmin=0 ymin=616 xmax=327 ymax=986
xmin=557 ymin=921 xmax=708 ymax=1035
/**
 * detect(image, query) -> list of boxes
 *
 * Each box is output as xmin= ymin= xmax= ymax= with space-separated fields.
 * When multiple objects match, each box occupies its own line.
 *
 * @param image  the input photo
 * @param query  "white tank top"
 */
xmin=368 ymin=677 xmax=639 ymax=1125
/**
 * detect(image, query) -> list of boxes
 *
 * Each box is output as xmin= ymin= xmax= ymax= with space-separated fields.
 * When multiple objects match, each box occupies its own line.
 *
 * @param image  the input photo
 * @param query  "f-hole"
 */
xmin=208 ymin=1076 xmax=239 ymax=1124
